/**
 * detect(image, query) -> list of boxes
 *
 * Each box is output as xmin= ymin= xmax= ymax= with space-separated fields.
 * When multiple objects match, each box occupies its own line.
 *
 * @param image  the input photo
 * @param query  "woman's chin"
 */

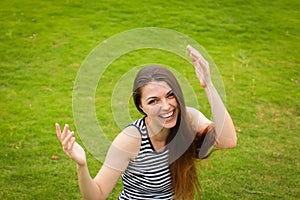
xmin=161 ymin=115 xmax=178 ymax=129
xmin=163 ymin=123 xmax=176 ymax=129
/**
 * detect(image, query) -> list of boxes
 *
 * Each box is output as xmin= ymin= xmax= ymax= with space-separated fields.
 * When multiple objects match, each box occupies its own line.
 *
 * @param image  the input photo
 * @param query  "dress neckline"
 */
xmin=142 ymin=117 xmax=168 ymax=153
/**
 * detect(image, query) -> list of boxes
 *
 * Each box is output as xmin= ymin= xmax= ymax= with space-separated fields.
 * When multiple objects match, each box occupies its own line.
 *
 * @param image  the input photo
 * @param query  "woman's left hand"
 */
xmin=187 ymin=45 xmax=212 ymax=88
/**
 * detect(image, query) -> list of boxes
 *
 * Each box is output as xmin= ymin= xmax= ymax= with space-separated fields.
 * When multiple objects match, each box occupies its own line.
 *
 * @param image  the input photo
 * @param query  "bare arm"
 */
xmin=77 ymin=164 xmax=108 ymax=200
xmin=203 ymin=82 xmax=237 ymax=148
xmin=187 ymin=45 xmax=237 ymax=149
xmin=56 ymin=124 xmax=140 ymax=200
xmin=92 ymin=126 xmax=141 ymax=198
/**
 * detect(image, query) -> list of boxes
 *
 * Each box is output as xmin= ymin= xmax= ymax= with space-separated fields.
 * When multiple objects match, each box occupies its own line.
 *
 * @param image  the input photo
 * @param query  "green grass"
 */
xmin=1 ymin=0 xmax=299 ymax=199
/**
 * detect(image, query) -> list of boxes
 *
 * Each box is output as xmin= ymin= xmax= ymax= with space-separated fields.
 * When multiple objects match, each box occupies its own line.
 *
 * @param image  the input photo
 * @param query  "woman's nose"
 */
xmin=161 ymin=99 xmax=171 ymax=110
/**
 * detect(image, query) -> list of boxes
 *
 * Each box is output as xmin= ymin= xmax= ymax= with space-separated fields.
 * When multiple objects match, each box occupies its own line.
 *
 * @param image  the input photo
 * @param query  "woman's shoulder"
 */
xmin=108 ymin=125 xmax=141 ymax=162
xmin=121 ymin=124 xmax=142 ymax=140
xmin=104 ymin=125 xmax=142 ymax=171
xmin=186 ymin=106 xmax=205 ymax=118
xmin=186 ymin=106 xmax=212 ymax=131
xmin=114 ymin=120 xmax=143 ymax=147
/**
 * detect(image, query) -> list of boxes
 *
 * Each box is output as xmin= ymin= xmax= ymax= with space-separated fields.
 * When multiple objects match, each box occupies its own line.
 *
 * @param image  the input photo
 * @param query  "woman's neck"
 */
xmin=145 ymin=117 xmax=170 ymax=149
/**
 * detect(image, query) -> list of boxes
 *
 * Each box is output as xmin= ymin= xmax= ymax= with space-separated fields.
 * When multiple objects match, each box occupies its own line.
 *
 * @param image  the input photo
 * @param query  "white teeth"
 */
xmin=161 ymin=111 xmax=174 ymax=118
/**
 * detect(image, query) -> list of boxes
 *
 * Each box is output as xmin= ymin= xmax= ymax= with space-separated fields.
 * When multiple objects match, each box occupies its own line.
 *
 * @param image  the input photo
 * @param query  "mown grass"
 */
xmin=1 ymin=0 xmax=299 ymax=199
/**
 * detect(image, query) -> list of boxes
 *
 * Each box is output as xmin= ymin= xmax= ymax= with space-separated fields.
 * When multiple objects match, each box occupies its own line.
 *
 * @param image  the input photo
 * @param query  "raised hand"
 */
xmin=187 ymin=45 xmax=212 ymax=88
xmin=55 ymin=123 xmax=87 ymax=166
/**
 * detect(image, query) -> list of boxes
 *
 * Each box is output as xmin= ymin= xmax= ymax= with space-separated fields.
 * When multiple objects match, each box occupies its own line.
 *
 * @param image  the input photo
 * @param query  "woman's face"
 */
xmin=139 ymin=81 xmax=179 ymax=131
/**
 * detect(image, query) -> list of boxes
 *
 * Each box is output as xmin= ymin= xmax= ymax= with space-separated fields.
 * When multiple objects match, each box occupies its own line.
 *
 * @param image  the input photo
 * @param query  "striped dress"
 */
xmin=118 ymin=118 xmax=174 ymax=200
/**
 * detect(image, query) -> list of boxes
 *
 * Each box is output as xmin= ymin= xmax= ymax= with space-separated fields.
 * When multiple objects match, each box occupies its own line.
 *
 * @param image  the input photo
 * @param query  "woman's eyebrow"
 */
xmin=145 ymin=96 xmax=157 ymax=101
xmin=166 ymin=90 xmax=173 ymax=95
xmin=145 ymin=90 xmax=173 ymax=101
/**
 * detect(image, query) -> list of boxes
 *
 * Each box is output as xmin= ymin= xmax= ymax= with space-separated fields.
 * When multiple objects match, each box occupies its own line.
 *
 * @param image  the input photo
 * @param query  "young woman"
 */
xmin=56 ymin=45 xmax=237 ymax=200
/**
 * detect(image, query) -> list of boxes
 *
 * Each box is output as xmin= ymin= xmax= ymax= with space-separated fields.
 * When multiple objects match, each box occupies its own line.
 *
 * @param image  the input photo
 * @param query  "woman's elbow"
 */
xmin=216 ymin=134 xmax=237 ymax=149
xmin=228 ymin=135 xmax=237 ymax=148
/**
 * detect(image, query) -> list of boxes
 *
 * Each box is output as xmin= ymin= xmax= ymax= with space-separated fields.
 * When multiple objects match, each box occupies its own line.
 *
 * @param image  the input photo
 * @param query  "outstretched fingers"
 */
xmin=55 ymin=123 xmax=66 ymax=141
xmin=187 ymin=45 xmax=208 ymax=66
xmin=55 ymin=123 xmax=87 ymax=165
xmin=69 ymin=136 xmax=76 ymax=150
xmin=55 ymin=123 xmax=69 ymax=141
xmin=55 ymin=123 xmax=61 ymax=137
xmin=187 ymin=45 xmax=211 ymax=88
xmin=62 ymin=130 xmax=75 ymax=151
xmin=187 ymin=45 xmax=201 ymax=60
xmin=55 ymin=123 xmax=75 ymax=151
xmin=62 ymin=124 xmax=69 ymax=139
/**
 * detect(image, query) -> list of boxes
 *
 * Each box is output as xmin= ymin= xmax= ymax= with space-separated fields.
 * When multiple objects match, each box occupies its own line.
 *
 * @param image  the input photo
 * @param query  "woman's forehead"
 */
xmin=142 ymin=81 xmax=171 ymax=95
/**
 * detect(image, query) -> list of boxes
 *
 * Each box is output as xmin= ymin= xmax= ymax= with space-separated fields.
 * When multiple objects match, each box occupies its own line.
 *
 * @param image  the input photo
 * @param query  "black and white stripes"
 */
xmin=118 ymin=118 xmax=174 ymax=200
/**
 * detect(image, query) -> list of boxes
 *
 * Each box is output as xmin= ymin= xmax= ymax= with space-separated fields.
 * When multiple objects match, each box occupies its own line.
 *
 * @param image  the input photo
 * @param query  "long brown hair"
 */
xmin=133 ymin=65 xmax=201 ymax=199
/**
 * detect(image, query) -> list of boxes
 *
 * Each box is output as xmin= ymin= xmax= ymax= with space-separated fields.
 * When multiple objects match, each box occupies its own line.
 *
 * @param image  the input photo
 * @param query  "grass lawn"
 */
xmin=0 ymin=0 xmax=299 ymax=199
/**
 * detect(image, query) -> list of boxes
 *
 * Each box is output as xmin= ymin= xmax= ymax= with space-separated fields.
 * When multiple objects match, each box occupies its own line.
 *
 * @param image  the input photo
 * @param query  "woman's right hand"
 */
xmin=187 ymin=45 xmax=212 ymax=88
xmin=56 ymin=123 xmax=87 ymax=166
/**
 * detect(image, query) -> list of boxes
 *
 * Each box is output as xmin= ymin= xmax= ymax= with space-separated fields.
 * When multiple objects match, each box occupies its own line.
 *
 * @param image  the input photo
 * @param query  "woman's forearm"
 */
xmin=77 ymin=164 xmax=104 ymax=200
xmin=186 ymin=44 xmax=237 ymax=148
xmin=204 ymin=83 xmax=237 ymax=149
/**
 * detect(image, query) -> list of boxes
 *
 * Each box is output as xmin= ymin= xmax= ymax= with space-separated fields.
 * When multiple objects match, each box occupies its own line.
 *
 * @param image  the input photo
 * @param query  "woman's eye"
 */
xmin=167 ymin=92 xmax=175 ymax=98
xmin=148 ymin=99 xmax=157 ymax=104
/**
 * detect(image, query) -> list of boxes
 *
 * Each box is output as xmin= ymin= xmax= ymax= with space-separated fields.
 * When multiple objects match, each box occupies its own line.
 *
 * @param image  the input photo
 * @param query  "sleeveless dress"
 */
xmin=118 ymin=118 xmax=174 ymax=200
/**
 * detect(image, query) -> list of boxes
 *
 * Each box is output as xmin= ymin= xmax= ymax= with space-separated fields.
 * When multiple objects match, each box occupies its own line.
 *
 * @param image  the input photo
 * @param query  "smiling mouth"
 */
xmin=159 ymin=110 xmax=175 ymax=119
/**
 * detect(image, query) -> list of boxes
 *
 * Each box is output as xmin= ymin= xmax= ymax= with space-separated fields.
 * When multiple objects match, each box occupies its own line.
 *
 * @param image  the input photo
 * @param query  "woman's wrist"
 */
xmin=203 ymin=81 xmax=214 ymax=91
xmin=76 ymin=162 xmax=87 ymax=169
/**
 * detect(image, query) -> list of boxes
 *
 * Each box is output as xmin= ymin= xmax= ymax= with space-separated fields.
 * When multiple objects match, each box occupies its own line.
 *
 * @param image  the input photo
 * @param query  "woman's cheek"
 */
xmin=148 ymin=105 xmax=161 ymax=116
